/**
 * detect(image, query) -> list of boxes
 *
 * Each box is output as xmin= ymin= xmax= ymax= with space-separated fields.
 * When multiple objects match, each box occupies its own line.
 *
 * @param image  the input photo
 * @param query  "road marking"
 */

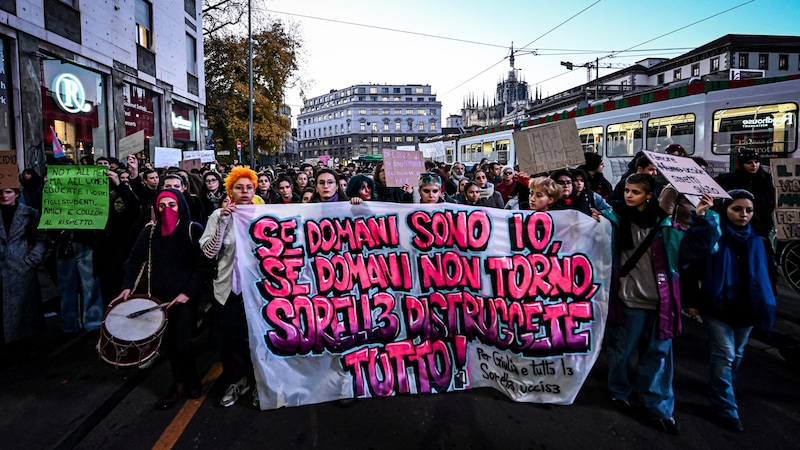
xmin=152 ymin=362 xmax=222 ymax=450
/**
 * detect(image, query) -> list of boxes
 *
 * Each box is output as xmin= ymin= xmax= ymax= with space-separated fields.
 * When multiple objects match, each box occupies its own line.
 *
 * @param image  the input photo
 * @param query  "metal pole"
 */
xmin=595 ymin=58 xmax=600 ymax=101
xmin=248 ymin=0 xmax=255 ymax=169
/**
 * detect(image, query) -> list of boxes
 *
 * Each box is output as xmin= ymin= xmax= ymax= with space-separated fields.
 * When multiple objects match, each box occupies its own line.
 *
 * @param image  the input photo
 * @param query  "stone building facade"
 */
xmin=0 ymin=0 xmax=205 ymax=174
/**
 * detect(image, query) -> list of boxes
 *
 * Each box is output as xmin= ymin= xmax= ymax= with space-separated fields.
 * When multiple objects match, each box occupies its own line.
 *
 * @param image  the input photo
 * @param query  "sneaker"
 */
xmin=219 ymin=377 xmax=250 ymax=408
xmin=651 ymin=417 xmax=680 ymax=435
xmin=252 ymin=388 xmax=259 ymax=408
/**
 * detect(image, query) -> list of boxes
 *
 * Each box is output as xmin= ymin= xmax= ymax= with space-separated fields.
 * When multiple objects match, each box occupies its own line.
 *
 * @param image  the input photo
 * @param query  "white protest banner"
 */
xmin=153 ymin=147 xmax=182 ymax=168
xmin=183 ymin=150 xmax=216 ymax=163
xmin=118 ymin=130 xmax=145 ymax=160
xmin=232 ymin=203 xmax=611 ymax=409
xmin=643 ymin=150 xmax=731 ymax=199
xmin=514 ymin=119 xmax=583 ymax=174
xmin=383 ymin=149 xmax=426 ymax=187
xmin=770 ymin=158 xmax=800 ymax=239
xmin=419 ymin=141 xmax=446 ymax=159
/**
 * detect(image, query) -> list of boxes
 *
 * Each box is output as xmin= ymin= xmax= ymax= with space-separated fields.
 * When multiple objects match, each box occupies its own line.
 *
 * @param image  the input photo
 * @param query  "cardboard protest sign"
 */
xmin=153 ymin=147 xmax=182 ymax=168
xmin=40 ymin=165 xmax=109 ymax=229
xmin=178 ymin=158 xmax=202 ymax=171
xmin=233 ymin=204 xmax=611 ymax=409
xmin=514 ymin=119 xmax=583 ymax=174
xmin=383 ymin=149 xmax=425 ymax=187
xmin=0 ymin=151 xmax=20 ymax=190
xmin=118 ymin=130 xmax=145 ymax=160
xmin=643 ymin=151 xmax=731 ymax=199
xmin=770 ymin=158 xmax=800 ymax=239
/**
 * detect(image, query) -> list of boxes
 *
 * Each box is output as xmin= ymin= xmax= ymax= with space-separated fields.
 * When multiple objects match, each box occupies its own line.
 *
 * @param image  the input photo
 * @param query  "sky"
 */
xmin=253 ymin=0 xmax=800 ymax=124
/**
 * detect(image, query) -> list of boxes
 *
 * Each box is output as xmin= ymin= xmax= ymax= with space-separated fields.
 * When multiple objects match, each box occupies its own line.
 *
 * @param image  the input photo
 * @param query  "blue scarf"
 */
xmin=705 ymin=221 xmax=776 ymax=332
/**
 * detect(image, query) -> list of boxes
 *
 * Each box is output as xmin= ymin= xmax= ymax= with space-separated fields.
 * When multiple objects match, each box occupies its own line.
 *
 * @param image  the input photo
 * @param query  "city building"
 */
xmin=0 ymin=0 xmax=205 ymax=173
xmin=297 ymin=84 xmax=442 ymax=161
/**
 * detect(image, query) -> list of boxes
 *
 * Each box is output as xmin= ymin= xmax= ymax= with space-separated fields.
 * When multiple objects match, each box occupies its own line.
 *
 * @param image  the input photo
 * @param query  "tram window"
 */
xmin=579 ymin=126 xmax=604 ymax=154
xmin=470 ymin=143 xmax=482 ymax=162
xmin=606 ymin=121 xmax=643 ymax=157
xmin=460 ymin=144 xmax=470 ymax=162
xmin=712 ymin=103 xmax=798 ymax=155
xmin=445 ymin=146 xmax=454 ymax=164
xmin=496 ymin=139 xmax=510 ymax=165
xmin=483 ymin=142 xmax=495 ymax=162
xmin=646 ymin=114 xmax=696 ymax=154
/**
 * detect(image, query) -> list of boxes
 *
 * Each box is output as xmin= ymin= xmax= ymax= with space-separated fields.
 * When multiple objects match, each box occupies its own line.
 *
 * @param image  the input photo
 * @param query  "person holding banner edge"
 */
xmin=199 ymin=167 xmax=260 ymax=408
xmin=602 ymin=173 xmax=718 ymax=435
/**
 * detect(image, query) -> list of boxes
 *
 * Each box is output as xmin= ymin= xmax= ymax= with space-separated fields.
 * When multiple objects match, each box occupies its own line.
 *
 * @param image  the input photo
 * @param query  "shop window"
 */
xmin=136 ymin=0 xmax=153 ymax=49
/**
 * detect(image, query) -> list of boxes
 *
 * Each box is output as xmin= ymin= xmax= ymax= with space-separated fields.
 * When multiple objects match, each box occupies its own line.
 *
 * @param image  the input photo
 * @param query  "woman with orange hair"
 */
xmin=198 ymin=166 xmax=260 ymax=408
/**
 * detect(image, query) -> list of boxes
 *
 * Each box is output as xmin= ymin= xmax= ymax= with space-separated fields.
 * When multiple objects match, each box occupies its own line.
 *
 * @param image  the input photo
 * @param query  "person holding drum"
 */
xmin=112 ymin=188 xmax=209 ymax=410
xmin=199 ymin=167 xmax=259 ymax=408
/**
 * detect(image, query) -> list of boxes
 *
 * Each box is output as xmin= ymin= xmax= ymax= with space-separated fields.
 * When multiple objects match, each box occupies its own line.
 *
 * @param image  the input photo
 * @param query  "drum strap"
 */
xmin=131 ymin=225 xmax=155 ymax=297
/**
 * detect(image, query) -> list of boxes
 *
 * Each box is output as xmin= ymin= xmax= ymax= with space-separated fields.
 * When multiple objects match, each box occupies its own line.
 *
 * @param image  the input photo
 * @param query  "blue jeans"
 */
xmin=607 ymin=306 xmax=675 ymax=419
xmin=58 ymin=242 xmax=104 ymax=333
xmin=704 ymin=315 xmax=752 ymax=419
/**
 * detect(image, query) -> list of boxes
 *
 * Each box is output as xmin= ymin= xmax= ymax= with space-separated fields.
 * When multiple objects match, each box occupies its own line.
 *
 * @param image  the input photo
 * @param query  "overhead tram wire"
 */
xmin=443 ymin=1 xmax=601 ymax=98
xmin=264 ymin=9 xmax=509 ymax=50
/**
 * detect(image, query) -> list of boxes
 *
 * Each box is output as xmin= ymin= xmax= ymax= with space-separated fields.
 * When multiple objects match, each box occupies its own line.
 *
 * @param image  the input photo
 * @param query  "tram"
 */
xmin=423 ymin=73 xmax=800 ymax=290
xmin=425 ymin=73 xmax=800 ymax=184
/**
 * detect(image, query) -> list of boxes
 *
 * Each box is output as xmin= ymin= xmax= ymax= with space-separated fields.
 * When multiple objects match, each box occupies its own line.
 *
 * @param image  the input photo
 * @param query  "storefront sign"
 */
xmin=40 ymin=165 xmax=108 ymax=229
xmin=171 ymin=111 xmax=192 ymax=131
xmin=52 ymin=73 xmax=92 ymax=114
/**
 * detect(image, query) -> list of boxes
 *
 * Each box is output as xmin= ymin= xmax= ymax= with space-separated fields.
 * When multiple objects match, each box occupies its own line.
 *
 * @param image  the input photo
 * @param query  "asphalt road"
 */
xmin=1 ymin=293 xmax=799 ymax=450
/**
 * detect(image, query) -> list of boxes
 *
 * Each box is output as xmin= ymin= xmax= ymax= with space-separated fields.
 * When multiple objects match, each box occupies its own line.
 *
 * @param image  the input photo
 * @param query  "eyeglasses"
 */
xmin=555 ymin=180 xmax=573 ymax=185
xmin=233 ymin=185 xmax=255 ymax=192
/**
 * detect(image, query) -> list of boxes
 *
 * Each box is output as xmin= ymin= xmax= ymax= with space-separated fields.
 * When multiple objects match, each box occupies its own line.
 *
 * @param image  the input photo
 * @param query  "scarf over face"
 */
xmin=156 ymin=190 xmax=181 ymax=236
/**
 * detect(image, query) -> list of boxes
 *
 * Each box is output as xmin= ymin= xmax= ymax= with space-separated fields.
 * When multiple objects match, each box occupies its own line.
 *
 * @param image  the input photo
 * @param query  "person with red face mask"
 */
xmin=114 ymin=189 xmax=209 ymax=410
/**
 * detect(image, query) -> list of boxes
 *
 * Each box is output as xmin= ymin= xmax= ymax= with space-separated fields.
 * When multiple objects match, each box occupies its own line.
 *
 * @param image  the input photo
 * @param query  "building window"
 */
xmin=415 ymin=88 xmax=423 ymax=94
xmin=393 ymin=87 xmax=400 ymax=94
xmin=429 ymin=109 xmax=437 ymax=116
xmin=395 ymin=122 xmax=401 ymax=131
xmin=382 ymin=109 xmax=390 ymax=115
xmin=418 ymin=122 xmax=425 ymax=131
xmin=370 ymin=108 xmax=378 ymax=115
xmin=185 ymin=34 xmax=197 ymax=75
xmin=405 ymin=136 xmax=414 ymax=142
xmin=371 ymin=123 xmax=378 ymax=132
xmin=429 ymin=121 xmax=436 ymax=131
xmin=383 ymin=123 xmax=389 ymax=131
xmin=739 ymin=53 xmax=749 ymax=69
xmin=360 ymin=122 xmax=366 ymax=131
xmin=417 ymin=109 xmax=426 ymax=115
xmin=381 ymin=87 xmax=388 ymax=94
xmin=759 ymin=54 xmax=768 ymax=70
xmin=657 ymin=73 xmax=665 ymax=84
xmin=779 ymin=54 xmax=789 ymax=70
xmin=369 ymin=87 xmax=377 ymax=94
xmin=405 ymin=88 xmax=412 ymax=94
xmin=691 ymin=63 xmax=699 ymax=77
xmin=382 ymin=136 xmax=390 ymax=143
xmin=358 ymin=109 xmax=366 ymax=115
xmin=135 ymin=0 xmax=153 ymax=48
xmin=711 ymin=57 xmax=720 ymax=72
xmin=406 ymin=109 xmax=414 ymax=115
xmin=394 ymin=109 xmax=402 ymax=115
xmin=673 ymin=68 xmax=681 ymax=80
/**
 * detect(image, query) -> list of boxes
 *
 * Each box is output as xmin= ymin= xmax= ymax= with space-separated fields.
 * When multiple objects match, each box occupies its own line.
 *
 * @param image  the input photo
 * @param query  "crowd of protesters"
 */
xmin=0 ymin=146 xmax=777 ymax=435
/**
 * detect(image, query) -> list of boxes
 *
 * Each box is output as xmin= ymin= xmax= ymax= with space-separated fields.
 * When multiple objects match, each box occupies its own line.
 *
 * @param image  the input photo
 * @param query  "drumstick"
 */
xmin=126 ymin=303 xmax=169 ymax=318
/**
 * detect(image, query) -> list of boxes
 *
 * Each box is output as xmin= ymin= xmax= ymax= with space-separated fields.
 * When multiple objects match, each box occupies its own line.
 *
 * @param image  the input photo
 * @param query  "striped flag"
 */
xmin=51 ymin=126 xmax=65 ymax=158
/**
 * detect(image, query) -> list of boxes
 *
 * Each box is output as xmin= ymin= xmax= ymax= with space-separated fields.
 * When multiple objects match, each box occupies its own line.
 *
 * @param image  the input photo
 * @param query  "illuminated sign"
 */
xmin=171 ymin=111 xmax=192 ymax=131
xmin=742 ymin=113 xmax=795 ymax=129
xmin=52 ymin=73 xmax=91 ymax=114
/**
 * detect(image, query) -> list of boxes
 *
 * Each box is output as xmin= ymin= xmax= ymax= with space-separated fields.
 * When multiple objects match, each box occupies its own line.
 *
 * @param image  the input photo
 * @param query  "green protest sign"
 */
xmin=40 ymin=165 xmax=109 ymax=229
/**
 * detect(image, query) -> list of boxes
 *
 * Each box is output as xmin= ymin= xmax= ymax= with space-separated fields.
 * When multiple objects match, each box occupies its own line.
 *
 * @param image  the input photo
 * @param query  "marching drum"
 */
xmin=98 ymin=295 xmax=168 ymax=368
